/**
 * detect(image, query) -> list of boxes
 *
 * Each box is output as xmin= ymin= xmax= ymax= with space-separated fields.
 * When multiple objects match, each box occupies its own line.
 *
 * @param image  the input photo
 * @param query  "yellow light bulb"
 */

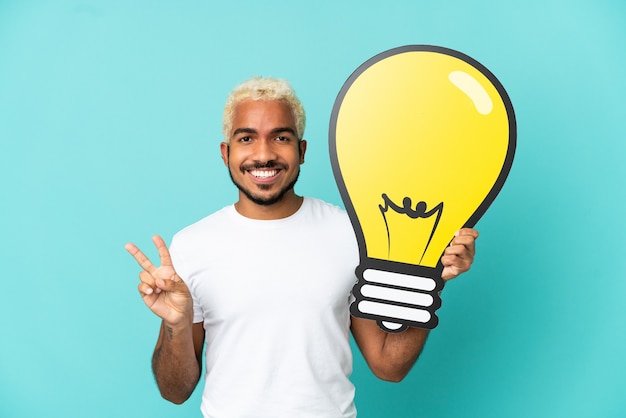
xmin=330 ymin=45 xmax=516 ymax=332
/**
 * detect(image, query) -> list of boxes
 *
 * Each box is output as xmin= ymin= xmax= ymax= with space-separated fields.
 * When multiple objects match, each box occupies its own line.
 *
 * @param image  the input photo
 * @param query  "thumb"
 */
xmin=155 ymin=276 xmax=187 ymax=293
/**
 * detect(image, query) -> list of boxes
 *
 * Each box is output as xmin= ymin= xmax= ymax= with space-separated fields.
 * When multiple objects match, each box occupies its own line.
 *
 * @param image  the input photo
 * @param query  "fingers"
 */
xmin=137 ymin=270 xmax=184 ymax=296
xmin=138 ymin=270 xmax=159 ymax=295
xmin=152 ymin=276 xmax=184 ymax=292
xmin=451 ymin=228 xmax=478 ymax=255
xmin=125 ymin=242 xmax=156 ymax=274
xmin=125 ymin=235 xmax=173 ymax=273
xmin=441 ymin=251 xmax=473 ymax=275
xmin=456 ymin=228 xmax=479 ymax=239
xmin=152 ymin=235 xmax=174 ymax=267
xmin=444 ymin=229 xmax=477 ymax=262
xmin=137 ymin=273 xmax=187 ymax=301
xmin=441 ymin=228 xmax=479 ymax=280
xmin=138 ymin=280 xmax=158 ymax=297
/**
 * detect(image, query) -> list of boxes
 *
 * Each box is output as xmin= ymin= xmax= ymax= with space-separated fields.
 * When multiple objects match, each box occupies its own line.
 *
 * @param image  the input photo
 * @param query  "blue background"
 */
xmin=1 ymin=1 xmax=625 ymax=417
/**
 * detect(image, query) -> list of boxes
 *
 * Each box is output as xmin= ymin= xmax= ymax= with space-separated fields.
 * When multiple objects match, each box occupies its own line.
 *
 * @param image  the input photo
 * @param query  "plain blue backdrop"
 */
xmin=1 ymin=1 xmax=625 ymax=417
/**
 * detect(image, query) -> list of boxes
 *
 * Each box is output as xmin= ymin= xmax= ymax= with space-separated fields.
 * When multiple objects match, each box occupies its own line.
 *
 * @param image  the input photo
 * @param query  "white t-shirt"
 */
xmin=170 ymin=198 xmax=359 ymax=418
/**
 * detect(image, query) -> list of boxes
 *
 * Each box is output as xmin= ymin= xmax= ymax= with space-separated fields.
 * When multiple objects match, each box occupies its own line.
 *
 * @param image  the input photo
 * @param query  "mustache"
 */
xmin=241 ymin=161 xmax=286 ymax=171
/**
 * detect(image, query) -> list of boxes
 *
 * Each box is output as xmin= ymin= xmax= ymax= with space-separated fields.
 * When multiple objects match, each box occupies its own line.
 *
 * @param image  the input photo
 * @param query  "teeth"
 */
xmin=251 ymin=169 xmax=277 ymax=178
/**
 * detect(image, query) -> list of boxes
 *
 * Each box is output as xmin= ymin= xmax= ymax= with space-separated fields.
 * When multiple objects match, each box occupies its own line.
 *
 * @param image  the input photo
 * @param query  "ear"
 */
xmin=220 ymin=142 xmax=229 ymax=166
xmin=298 ymin=139 xmax=307 ymax=164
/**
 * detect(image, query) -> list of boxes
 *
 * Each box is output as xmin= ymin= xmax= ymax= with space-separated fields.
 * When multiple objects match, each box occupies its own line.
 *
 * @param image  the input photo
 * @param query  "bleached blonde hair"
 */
xmin=222 ymin=77 xmax=306 ymax=140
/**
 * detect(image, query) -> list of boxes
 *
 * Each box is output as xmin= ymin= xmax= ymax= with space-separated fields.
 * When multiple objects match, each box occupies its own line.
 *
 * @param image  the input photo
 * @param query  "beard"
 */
xmin=228 ymin=163 xmax=300 ymax=206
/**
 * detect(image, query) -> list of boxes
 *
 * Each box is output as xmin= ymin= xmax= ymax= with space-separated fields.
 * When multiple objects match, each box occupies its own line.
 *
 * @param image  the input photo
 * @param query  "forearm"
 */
xmin=152 ymin=320 xmax=201 ymax=404
xmin=352 ymin=316 xmax=430 ymax=382
xmin=376 ymin=327 xmax=429 ymax=382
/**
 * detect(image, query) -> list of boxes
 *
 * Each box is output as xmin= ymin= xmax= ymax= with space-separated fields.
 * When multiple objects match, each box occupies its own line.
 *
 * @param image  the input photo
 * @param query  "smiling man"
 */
xmin=221 ymin=97 xmax=306 ymax=217
xmin=126 ymin=77 xmax=478 ymax=418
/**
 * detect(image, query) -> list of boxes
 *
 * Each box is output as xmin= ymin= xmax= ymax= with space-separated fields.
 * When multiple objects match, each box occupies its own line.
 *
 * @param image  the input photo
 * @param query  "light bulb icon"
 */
xmin=329 ymin=45 xmax=516 ymax=332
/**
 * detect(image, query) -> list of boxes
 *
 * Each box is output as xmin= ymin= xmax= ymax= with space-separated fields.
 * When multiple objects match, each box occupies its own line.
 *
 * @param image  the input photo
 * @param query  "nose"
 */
xmin=253 ymin=138 xmax=277 ymax=163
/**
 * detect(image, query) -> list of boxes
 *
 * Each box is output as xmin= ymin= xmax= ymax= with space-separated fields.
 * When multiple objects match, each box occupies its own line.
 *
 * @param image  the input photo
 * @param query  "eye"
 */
xmin=275 ymin=135 xmax=290 ymax=142
xmin=238 ymin=136 xmax=252 ymax=143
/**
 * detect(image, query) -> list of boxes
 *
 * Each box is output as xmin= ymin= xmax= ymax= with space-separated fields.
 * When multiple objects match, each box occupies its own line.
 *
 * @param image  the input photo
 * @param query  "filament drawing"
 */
xmin=379 ymin=193 xmax=444 ymax=263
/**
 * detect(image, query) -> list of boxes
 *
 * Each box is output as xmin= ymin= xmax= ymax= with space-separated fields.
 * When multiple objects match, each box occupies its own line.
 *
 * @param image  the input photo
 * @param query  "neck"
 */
xmin=234 ymin=192 xmax=304 ymax=220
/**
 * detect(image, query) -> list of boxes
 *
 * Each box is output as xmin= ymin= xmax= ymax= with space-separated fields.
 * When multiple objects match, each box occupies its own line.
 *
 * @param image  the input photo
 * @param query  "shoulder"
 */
xmin=171 ymin=205 xmax=234 ymax=247
xmin=300 ymin=197 xmax=352 ymax=229
xmin=302 ymin=197 xmax=347 ymax=218
xmin=303 ymin=197 xmax=346 ymax=214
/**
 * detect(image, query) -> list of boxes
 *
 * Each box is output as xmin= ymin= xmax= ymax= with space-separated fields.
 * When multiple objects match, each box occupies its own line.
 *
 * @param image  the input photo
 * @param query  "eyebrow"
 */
xmin=232 ymin=127 xmax=297 ymax=137
xmin=232 ymin=127 xmax=256 ymax=137
xmin=270 ymin=127 xmax=297 ymax=136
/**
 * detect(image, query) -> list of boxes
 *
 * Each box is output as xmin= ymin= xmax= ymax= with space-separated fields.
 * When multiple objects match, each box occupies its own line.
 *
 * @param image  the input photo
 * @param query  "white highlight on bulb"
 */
xmin=449 ymin=71 xmax=493 ymax=115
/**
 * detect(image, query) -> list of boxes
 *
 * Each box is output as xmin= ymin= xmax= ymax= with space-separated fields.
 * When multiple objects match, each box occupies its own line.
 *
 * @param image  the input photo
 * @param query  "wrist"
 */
xmin=162 ymin=311 xmax=194 ymax=332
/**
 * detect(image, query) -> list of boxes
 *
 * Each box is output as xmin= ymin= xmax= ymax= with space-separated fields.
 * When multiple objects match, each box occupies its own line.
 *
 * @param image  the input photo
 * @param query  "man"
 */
xmin=126 ymin=77 xmax=478 ymax=417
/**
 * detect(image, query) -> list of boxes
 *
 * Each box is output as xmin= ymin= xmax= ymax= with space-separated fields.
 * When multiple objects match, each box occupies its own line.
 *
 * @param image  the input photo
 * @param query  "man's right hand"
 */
xmin=125 ymin=235 xmax=193 ymax=326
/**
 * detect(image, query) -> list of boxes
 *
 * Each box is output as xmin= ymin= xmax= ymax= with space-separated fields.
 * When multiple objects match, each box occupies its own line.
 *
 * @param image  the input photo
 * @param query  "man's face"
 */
xmin=220 ymin=99 xmax=306 ymax=206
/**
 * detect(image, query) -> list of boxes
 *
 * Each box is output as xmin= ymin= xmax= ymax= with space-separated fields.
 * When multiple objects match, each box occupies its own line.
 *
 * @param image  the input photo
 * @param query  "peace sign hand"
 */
xmin=125 ymin=235 xmax=193 ymax=326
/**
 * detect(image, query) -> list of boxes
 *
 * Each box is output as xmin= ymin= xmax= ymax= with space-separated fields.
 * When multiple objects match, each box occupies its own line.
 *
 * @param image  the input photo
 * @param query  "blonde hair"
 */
xmin=222 ymin=77 xmax=306 ymax=140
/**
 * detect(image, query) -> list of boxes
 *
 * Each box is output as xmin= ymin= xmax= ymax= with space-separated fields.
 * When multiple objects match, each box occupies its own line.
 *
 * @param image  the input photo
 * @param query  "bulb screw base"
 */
xmin=350 ymin=261 xmax=444 ymax=332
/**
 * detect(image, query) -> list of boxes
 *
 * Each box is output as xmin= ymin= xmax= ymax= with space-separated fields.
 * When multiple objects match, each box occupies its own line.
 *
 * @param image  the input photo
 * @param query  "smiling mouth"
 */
xmin=249 ymin=169 xmax=280 ymax=179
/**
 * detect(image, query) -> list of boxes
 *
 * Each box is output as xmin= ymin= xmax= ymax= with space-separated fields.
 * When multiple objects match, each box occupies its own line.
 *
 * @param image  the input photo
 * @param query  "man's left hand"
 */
xmin=441 ymin=228 xmax=479 ymax=280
